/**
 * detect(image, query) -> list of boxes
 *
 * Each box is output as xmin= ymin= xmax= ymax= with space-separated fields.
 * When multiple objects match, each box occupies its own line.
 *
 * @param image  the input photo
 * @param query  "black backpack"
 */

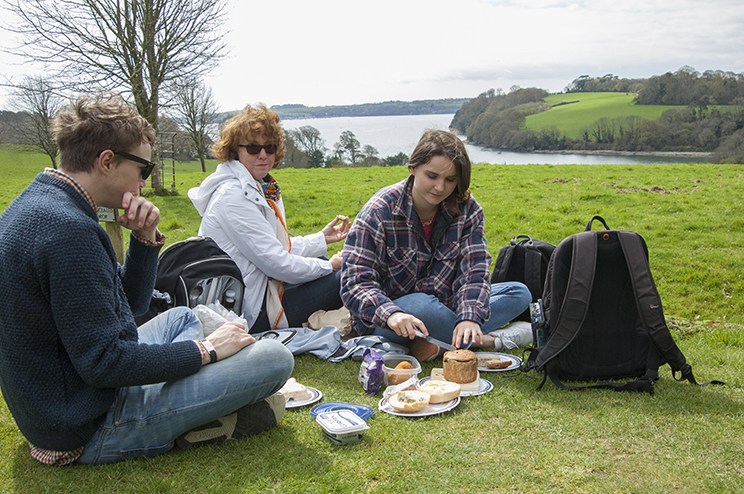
xmin=522 ymin=216 xmax=723 ymax=394
xmin=134 ymin=236 xmax=244 ymax=325
xmin=492 ymin=235 xmax=555 ymax=321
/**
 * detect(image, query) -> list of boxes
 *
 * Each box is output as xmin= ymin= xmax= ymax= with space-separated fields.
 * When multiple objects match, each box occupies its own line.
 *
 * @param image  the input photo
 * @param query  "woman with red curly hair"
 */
xmin=189 ymin=104 xmax=349 ymax=333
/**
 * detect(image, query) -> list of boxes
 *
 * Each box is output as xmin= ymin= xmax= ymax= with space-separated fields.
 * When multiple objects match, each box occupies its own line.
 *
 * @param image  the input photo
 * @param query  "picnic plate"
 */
xmin=378 ymin=396 xmax=460 ymax=417
xmin=285 ymin=387 xmax=322 ymax=408
xmin=418 ymin=376 xmax=493 ymax=397
xmin=476 ymin=352 xmax=522 ymax=372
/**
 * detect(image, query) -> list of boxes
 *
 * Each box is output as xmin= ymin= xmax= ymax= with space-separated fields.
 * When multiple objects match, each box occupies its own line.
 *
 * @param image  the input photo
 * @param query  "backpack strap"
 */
xmin=534 ymin=232 xmax=597 ymax=370
xmin=585 ymin=216 xmax=610 ymax=231
xmin=492 ymin=244 xmax=515 ymax=283
xmin=523 ymin=246 xmax=543 ymax=302
xmin=617 ymin=231 xmax=725 ymax=388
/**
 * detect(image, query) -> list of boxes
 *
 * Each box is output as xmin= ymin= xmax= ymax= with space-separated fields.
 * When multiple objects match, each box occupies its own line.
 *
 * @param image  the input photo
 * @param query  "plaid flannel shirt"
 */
xmin=341 ymin=177 xmax=492 ymax=335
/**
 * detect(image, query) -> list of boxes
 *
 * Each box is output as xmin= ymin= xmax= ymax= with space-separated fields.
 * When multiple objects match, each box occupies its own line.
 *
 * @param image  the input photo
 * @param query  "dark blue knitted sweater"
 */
xmin=0 ymin=173 xmax=202 ymax=451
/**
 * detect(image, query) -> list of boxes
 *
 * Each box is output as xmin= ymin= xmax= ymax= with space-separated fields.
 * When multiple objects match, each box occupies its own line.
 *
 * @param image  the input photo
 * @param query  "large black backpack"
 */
xmin=492 ymin=235 xmax=555 ymax=321
xmin=522 ymin=216 xmax=723 ymax=394
xmin=135 ymin=236 xmax=244 ymax=325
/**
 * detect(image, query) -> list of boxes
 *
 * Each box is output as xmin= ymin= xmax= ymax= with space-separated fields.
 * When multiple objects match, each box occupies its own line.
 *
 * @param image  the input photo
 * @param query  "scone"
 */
xmin=419 ymin=380 xmax=461 ymax=404
xmin=388 ymin=390 xmax=430 ymax=413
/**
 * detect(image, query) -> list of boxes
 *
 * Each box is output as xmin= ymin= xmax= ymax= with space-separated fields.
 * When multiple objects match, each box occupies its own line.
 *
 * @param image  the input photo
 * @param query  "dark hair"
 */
xmin=211 ymin=104 xmax=285 ymax=165
xmin=408 ymin=129 xmax=471 ymax=216
xmin=51 ymin=93 xmax=155 ymax=173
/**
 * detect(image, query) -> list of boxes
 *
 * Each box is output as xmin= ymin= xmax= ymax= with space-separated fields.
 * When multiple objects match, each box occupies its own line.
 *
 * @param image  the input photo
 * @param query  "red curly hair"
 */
xmin=211 ymin=104 xmax=285 ymax=165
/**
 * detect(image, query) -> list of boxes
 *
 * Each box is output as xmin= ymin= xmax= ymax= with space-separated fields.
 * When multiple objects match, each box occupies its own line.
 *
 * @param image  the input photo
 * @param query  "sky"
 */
xmin=1 ymin=0 xmax=744 ymax=112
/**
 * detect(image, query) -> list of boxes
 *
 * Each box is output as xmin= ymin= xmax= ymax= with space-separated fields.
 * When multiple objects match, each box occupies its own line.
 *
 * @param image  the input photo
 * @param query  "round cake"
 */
xmin=443 ymin=349 xmax=478 ymax=383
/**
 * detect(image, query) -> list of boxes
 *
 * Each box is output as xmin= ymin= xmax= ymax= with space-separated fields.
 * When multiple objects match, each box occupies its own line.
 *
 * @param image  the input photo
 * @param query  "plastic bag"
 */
xmin=193 ymin=302 xmax=247 ymax=336
xmin=358 ymin=348 xmax=384 ymax=396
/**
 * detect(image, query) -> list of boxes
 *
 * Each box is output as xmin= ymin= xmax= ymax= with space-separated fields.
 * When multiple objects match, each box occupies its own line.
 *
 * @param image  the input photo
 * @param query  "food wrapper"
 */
xmin=358 ymin=348 xmax=384 ymax=396
xmin=193 ymin=302 xmax=247 ymax=336
xmin=382 ymin=376 xmax=419 ymax=400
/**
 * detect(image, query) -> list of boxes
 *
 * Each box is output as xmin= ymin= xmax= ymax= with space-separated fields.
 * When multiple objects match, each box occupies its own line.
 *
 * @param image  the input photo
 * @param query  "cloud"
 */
xmin=1 ymin=0 xmax=743 ymax=110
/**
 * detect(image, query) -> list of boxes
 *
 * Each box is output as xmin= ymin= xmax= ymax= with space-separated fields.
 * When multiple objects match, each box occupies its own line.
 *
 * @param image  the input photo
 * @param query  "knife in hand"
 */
xmin=412 ymin=329 xmax=456 ymax=351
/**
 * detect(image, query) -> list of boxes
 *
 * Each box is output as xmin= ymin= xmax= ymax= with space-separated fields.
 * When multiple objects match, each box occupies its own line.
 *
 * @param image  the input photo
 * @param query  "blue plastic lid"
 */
xmin=309 ymin=401 xmax=374 ymax=421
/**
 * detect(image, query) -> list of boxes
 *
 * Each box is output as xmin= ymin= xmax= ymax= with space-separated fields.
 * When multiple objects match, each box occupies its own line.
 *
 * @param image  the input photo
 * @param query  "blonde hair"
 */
xmin=211 ymin=104 xmax=285 ymax=165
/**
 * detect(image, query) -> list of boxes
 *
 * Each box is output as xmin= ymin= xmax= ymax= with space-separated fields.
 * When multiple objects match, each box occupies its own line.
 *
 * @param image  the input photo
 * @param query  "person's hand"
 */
xmin=452 ymin=320 xmax=483 ymax=348
xmin=204 ymin=321 xmax=255 ymax=363
xmin=117 ymin=192 xmax=160 ymax=242
xmin=387 ymin=312 xmax=428 ymax=340
xmin=330 ymin=252 xmax=343 ymax=271
xmin=322 ymin=215 xmax=350 ymax=244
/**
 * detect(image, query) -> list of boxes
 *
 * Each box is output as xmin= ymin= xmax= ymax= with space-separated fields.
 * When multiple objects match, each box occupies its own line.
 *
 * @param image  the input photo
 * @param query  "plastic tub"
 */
xmin=315 ymin=410 xmax=369 ymax=445
xmin=382 ymin=354 xmax=421 ymax=386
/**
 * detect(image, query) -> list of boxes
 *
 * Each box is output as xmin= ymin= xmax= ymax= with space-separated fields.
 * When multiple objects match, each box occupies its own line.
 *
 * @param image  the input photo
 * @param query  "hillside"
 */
xmin=524 ymin=93 xmax=676 ymax=139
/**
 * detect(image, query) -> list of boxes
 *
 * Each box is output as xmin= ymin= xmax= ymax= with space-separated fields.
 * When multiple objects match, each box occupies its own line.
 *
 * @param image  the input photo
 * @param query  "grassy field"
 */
xmin=1 ymin=149 xmax=743 ymax=493
xmin=524 ymin=93 xmax=679 ymax=139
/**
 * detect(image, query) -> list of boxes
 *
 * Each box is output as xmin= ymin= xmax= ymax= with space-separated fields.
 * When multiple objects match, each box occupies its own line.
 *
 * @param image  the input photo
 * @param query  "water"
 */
xmin=281 ymin=114 xmax=710 ymax=165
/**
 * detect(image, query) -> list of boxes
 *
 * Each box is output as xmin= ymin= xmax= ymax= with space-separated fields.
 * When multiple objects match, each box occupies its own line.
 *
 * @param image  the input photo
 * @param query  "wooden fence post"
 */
xmin=98 ymin=207 xmax=124 ymax=264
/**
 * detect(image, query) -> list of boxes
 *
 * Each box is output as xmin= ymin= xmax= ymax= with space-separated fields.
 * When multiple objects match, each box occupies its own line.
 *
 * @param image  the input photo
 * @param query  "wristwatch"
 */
xmin=201 ymin=339 xmax=218 ymax=364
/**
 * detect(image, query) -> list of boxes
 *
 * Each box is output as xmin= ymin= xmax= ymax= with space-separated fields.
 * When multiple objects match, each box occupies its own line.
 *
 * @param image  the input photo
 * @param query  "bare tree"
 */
xmin=171 ymin=78 xmax=219 ymax=172
xmin=289 ymin=125 xmax=326 ymax=168
xmin=338 ymin=130 xmax=361 ymax=166
xmin=5 ymin=0 xmax=227 ymax=186
xmin=11 ymin=75 xmax=63 ymax=167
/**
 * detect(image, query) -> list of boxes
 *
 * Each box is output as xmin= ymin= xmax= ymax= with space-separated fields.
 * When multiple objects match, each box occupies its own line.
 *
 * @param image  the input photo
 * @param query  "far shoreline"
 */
xmin=532 ymin=149 xmax=714 ymax=158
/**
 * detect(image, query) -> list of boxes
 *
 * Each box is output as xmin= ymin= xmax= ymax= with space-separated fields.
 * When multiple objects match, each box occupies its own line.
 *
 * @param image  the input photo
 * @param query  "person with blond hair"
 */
xmin=341 ymin=129 xmax=532 ymax=360
xmin=189 ymin=104 xmax=350 ymax=333
xmin=0 ymin=94 xmax=293 ymax=465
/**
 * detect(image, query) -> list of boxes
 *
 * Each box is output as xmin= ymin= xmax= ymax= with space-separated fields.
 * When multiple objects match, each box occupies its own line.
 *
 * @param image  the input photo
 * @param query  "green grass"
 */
xmin=2 ymin=149 xmax=744 ymax=493
xmin=524 ymin=93 xmax=678 ymax=139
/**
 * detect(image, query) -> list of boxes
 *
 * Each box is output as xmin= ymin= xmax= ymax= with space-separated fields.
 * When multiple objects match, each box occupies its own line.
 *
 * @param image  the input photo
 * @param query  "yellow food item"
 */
xmin=395 ymin=361 xmax=414 ymax=370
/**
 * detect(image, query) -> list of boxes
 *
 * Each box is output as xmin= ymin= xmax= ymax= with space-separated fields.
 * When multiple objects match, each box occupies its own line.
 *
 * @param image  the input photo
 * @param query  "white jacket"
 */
xmin=188 ymin=161 xmax=332 ymax=328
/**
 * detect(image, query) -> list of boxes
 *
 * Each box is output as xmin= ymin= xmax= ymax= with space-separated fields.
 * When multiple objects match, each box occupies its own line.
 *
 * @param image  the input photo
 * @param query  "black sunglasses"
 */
xmin=238 ymin=143 xmax=278 ymax=155
xmin=112 ymin=150 xmax=159 ymax=180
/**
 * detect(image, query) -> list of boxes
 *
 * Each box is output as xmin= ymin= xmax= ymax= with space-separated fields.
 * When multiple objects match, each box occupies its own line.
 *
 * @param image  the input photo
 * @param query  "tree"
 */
xmin=382 ymin=152 xmax=409 ymax=167
xmin=6 ymin=0 xmax=227 ymax=187
xmin=337 ymin=130 xmax=361 ymax=166
xmin=170 ymin=78 xmax=218 ymax=172
xmin=289 ymin=125 xmax=326 ymax=168
xmin=361 ymin=144 xmax=380 ymax=167
xmin=11 ymin=75 xmax=63 ymax=167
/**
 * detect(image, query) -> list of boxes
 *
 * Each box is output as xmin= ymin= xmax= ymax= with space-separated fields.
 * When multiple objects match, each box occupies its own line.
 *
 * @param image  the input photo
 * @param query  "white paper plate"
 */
xmin=285 ymin=387 xmax=322 ymax=408
xmin=378 ymin=396 xmax=460 ymax=417
xmin=418 ymin=376 xmax=494 ymax=397
xmin=475 ymin=352 xmax=522 ymax=372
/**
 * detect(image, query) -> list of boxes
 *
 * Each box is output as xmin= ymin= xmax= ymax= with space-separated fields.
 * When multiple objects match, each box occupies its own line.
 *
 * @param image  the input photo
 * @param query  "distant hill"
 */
xmin=524 ymin=93 xmax=675 ymax=139
xmin=269 ymin=99 xmax=469 ymax=119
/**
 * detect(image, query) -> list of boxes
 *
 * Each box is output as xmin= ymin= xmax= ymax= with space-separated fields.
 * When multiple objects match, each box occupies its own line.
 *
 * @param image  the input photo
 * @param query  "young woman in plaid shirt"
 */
xmin=340 ymin=130 xmax=532 ymax=360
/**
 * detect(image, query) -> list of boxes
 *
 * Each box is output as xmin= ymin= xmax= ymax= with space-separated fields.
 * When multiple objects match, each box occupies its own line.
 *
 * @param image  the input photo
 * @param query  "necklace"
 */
xmin=421 ymin=215 xmax=435 ymax=227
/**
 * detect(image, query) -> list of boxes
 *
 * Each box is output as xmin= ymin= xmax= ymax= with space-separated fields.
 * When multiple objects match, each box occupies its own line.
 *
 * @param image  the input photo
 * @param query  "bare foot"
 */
xmin=470 ymin=333 xmax=496 ymax=349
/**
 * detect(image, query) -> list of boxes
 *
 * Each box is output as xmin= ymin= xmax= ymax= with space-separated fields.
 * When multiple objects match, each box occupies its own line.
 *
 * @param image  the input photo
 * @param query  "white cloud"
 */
xmin=1 ymin=0 xmax=743 ymax=110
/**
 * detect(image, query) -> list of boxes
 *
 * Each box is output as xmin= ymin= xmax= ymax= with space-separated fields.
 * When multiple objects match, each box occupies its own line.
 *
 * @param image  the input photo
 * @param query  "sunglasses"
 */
xmin=238 ymin=143 xmax=278 ymax=155
xmin=113 ymin=150 xmax=159 ymax=180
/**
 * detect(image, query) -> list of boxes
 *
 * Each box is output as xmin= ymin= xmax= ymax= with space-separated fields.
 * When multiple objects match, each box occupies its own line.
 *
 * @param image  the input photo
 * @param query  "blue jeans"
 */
xmin=77 ymin=307 xmax=294 ymax=464
xmin=250 ymin=270 xmax=343 ymax=333
xmin=371 ymin=282 xmax=531 ymax=347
